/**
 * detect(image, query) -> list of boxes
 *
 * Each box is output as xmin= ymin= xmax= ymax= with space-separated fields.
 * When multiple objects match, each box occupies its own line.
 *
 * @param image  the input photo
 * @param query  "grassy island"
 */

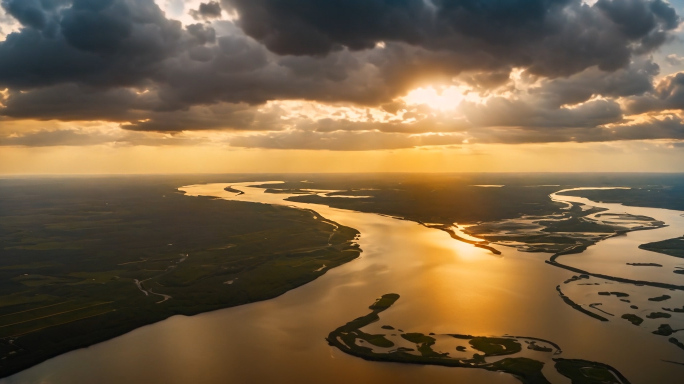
xmin=639 ymin=236 xmax=684 ymax=259
xmin=554 ymin=358 xmax=631 ymax=384
xmin=621 ymin=314 xmax=644 ymax=326
xmin=327 ymin=293 xmax=629 ymax=384
xmin=223 ymin=186 xmax=245 ymax=195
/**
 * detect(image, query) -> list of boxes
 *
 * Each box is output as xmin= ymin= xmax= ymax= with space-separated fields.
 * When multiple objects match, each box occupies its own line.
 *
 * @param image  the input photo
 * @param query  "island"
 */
xmin=223 ymin=186 xmax=245 ymax=195
xmin=639 ymin=236 xmax=684 ymax=259
xmin=327 ymin=293 xmax=630 ymax=384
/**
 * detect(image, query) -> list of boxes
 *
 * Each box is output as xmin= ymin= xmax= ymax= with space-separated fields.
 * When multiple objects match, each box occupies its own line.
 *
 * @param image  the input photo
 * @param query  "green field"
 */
xmin=0 ymin=177 xmax=360 ymax=377
xmin=554 ymin=358 xmax=631 ymax=384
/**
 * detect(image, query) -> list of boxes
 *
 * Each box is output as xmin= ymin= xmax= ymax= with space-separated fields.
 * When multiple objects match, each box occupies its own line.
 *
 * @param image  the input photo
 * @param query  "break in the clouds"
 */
xmin=1 ymin=0 xmax=684 ymax=150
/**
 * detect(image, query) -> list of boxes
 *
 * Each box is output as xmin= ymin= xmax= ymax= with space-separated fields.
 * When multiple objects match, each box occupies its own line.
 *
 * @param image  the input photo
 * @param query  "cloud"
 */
xmin=461 ymin=97 xmax=624 ymax=129
xmin=0 ymin=0 xmax=186 ymax=90
xmin=224 ymin=0 xmax=678 ymax=77
xmin=463 ymin=115 xmax=684 ymax=144
xmin=1 ymin=0 xmax=679 ymax=97
xmin=0 ymin=126 xmax=219 ymax=147
xmin=0 ymin=128 xmax=121 ymax=147
xmin=302 ymin=116 xmax=470 ymax=134
xmin=121 ymin=102 xmax=285 ymax=132
xmin=625 ymin=71 xmax=684 ymax=113
xmin=1 ymin=84 xmax=143 ymax=121
xmin=189 ymin=1 xmax=222 ymax=20
xmin=0 ymin=0 xmax=682 ymax=151
xmin=529 ymin=58 xmax=659 ymax=107
xmin=230 ymin=130 xmax=465 ymax=151
xmin=445 ymin=60 xmax=663 ymax=135
xmin=665 ymin=53 xmax=684 ymax=66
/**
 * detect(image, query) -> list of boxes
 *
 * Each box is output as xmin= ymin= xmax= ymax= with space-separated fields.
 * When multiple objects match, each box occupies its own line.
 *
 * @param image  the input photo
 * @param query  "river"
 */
xmin=3 ymin=183 xmax=683 ymax=384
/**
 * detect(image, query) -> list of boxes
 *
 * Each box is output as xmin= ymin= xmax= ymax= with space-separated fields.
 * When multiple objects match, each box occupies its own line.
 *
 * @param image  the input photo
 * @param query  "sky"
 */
xmin=2 ymin=0 xmax=684 ymax=174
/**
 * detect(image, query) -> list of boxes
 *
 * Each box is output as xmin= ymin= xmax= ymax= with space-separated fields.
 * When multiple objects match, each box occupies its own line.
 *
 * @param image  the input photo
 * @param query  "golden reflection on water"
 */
xmin=423 ymin=240 xmax=498 ymax=331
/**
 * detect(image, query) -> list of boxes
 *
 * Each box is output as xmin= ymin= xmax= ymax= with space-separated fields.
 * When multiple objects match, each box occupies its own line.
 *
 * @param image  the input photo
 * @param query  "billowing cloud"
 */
xmin=121 ymin=102 xmax=285 ymax=131
xmin=1 ymin=84 xmax=143 ymax=121
xmin=190 ymin=1 xmax=222 ymax=20
xmin=625 ymin=72 xmax=684 ymax=113
xmin=225 ymin=0 xmax=678 ymax=76
xmin=461 ymin=97 xmax=624 ymax=129
xmin=0 ymin=0 xmax=683 ymax=151
xmin=0 ymin=0 xmax=185 ymax=89
xmin=529 ymin=58 xmax=659 ymax=107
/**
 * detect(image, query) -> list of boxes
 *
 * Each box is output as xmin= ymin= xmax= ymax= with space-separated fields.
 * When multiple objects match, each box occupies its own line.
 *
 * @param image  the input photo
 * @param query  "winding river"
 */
xmin=3 ymin=183 xmax=683 ymax=384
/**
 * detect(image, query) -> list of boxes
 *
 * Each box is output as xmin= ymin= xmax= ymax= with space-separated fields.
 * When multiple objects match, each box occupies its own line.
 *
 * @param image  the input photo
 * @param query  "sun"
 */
xmin=402 ymin=85 xmax=468 ymax=111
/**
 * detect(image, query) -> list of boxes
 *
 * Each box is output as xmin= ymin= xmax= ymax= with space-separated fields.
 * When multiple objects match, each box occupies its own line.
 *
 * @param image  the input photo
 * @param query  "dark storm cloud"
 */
xmin=529 ymin=59 xmax=660 ymax=107
xmin=122 ymin=102 xmax=284 ymax=131
xmin=2 ymin=0 xmax=45 ymax=30
xmin=144 ymin=33 xmax=397 ymax=110
xmin=625 ymin=72 xmax=684 ymax=113
xmin=0 ymin=0 xmax=185 ymax=89
xmin=224 ymin=0 xmax=678 ymax=76
xmin=461 ymin=98 xmax=624 ymax=129
xmin=605 ymin=116 xmax=684 ymax=141
xmin=0 ymin=0 xmax=679 ymax=94
xmin=458 ymin=71 xmax=512 ymax=93
xmin=190 ymin=1 xmax=222 ymax=20
xmin=653 ymin=73 xmax=684 ymax=106
xmin=1 ymin=84 xmax=143 ymax=121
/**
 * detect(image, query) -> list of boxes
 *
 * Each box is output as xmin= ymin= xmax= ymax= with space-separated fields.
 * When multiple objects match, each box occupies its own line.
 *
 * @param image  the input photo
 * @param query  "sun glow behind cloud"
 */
xmin=402 ymin=85 xmax=489 ymax=114
xmin=403 ymin=86 xmax=466 ymax=111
